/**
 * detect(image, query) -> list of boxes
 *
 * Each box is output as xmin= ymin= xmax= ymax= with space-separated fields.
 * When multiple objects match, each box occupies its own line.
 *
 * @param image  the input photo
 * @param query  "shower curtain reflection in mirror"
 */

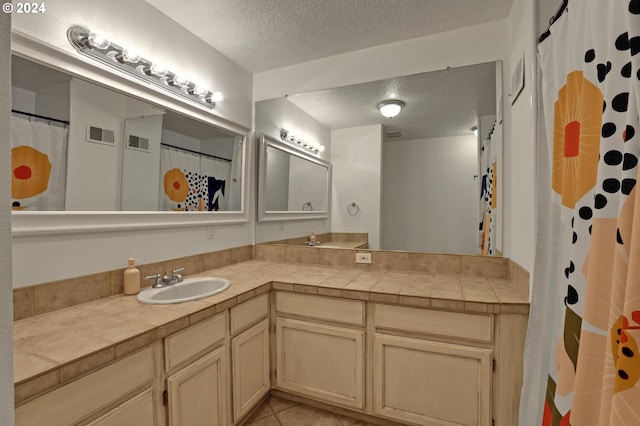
xmin=11 ymin=115 xmax=68 ymax=211
xmin=159 ymin=145 xmax=231 ymax=211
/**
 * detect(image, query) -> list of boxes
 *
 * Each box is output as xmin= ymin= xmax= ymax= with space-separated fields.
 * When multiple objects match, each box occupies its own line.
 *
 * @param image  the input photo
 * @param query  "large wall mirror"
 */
xmin=10 ymin=43 xmax=248 ymax=235
xmin=258 ymin=134 xmax=331 ymax=222
xmin=255 ymin=61 xmax=503 ymax=256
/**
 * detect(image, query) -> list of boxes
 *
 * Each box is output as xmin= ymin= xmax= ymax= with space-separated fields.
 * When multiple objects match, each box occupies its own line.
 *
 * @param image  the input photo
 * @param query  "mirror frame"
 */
xmin=258 ymin=133 xmax=331 ymax=222
xmin=11 ymin=31 xmax=250 ymax=237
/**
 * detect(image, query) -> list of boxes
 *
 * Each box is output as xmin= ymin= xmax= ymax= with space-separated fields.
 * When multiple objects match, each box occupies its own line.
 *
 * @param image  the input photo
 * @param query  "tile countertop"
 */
xmin=13 ymin=260 xmax=529 ymax=402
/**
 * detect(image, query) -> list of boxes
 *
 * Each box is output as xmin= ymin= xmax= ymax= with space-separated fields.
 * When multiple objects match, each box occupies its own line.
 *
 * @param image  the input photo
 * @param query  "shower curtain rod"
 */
xmin=539 ymin=0 xmax=568 ymax=42
xmin=161 ymin=142 xmax=232 ymax=162
xmin=11 ymin=109 xmax=70 ymax=125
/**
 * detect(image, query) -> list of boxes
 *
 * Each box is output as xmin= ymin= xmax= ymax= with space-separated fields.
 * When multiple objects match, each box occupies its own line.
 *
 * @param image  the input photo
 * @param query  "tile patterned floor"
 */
xmin=244 ymin=396 xmax=375 ymax=426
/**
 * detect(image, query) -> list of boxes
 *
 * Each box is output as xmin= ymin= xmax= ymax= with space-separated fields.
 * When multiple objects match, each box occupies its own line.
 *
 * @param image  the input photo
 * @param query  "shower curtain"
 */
xmin=478 ymin=127 xmax=498 ymax=256
xmin=200 ymin=156 xmax=231 ymax=211
xmin=10 ymin=116 xmax=68 ymax=210
xmin=521 ymin=1 xmax=640 ymax=424
xmin=159 ymin=145 xmax=230 ymax=211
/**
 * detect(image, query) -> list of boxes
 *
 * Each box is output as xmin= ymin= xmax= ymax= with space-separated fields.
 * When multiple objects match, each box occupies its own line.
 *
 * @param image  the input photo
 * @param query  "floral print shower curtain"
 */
xmin=159 ymin=145 xmax=230 ymax=211
xmin=10 ymin=116 xmax=68 ymax=210
xmin=534 ymin=0 xmax=640 ymax=424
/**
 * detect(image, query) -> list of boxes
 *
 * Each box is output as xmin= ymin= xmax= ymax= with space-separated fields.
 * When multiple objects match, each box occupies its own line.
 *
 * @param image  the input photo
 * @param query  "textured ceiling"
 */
xmin=146 ymin=0 xmax=513 ymax=72
xmin=282 ymin=61 xmax=497 ymax=141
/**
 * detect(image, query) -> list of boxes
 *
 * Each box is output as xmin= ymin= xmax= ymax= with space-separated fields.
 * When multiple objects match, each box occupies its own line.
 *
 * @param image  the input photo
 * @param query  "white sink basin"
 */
xmin=137 ymin=277 xmax=230 ymax=304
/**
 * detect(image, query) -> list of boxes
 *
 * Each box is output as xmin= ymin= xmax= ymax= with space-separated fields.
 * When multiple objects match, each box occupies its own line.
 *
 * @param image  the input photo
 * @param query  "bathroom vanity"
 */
xmin=13 ymin=255 xmax=528 ymax=426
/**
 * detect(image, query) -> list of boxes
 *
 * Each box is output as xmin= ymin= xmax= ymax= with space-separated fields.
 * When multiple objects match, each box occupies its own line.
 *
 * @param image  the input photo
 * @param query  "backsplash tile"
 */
xmin=34 ymin=273 xmax=112 ymax=316
xmin=164 ymin=255 xmax=204 ymax=277
xmin=13 ymin=287 xmax=34 ymax=321
xmin=14 ymin=243 xmax=529 ymax=323
xmin=371 ymin=251 xmax=412 ymax=271
xmin=412 ymin=253 xmax=462 ymax=274
xmin=461 ymin=255 xmax=508 ymax=278
xmin=14 ymin=245 xmax=254 ymax=320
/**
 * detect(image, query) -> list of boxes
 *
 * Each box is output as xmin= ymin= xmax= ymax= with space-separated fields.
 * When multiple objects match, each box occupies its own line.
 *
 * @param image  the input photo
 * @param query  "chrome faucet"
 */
xmin=145 ymin=268 xmax=184 ymax=288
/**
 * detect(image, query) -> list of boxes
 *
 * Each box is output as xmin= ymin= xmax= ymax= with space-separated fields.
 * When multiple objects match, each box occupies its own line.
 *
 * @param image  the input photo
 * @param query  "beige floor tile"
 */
xmin=277 ymin=405 xmax=343 ymax=426
xmin=268 ymin=396 xmax=298 ymax=413
xmin=246 ymin=414 xmax=282 ymax=426
xmin=248 ymin=400 xmax=274 ymax=421
xmin=334 ymin=413 xmax=362 ymax=425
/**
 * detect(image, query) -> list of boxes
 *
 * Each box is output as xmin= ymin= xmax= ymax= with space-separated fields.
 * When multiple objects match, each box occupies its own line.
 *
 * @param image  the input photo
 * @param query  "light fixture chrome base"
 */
xmin=67 ymin=26 xmax=216 ymax=109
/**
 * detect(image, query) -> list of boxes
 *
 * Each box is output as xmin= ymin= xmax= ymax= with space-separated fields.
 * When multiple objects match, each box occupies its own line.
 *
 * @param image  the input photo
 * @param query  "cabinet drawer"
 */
xmin=230 ymin=293 xmax=269 ymax=335
xmin=15 ymin=347 xmax=153 ymax=426
xmin=165 ymin=312 xmax=226 ymax=371
xmin=87 ymin=388 xmax=154 ymax=426
xmin=276 ymin=291 xmax=365 ymax=326
xmin=374 ymin=303 xmax=493 ymax=343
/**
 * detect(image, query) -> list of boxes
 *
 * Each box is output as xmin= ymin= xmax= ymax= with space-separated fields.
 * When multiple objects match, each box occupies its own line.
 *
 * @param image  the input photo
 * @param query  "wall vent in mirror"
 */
xmin=127 ymin=135 xmax=150 ymax=152
xmin=87 ymin=125 xmax=115 ymax=145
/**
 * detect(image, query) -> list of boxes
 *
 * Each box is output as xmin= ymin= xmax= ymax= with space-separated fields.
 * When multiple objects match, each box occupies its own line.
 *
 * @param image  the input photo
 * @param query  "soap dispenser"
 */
xmin=124 ymin=258 xmax=141 ymax=295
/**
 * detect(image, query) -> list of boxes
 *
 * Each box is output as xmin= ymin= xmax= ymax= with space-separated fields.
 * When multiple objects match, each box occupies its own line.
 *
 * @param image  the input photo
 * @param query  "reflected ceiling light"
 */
xmin=378 ymin=100 xmax=405 ymax=118
xmin=280 ymin=128 xmax=324 ymax=154
xmin=67 ymin=25 xmax=224 ymax=109
xmin=471 ymin=126 xmax=478 ymax=136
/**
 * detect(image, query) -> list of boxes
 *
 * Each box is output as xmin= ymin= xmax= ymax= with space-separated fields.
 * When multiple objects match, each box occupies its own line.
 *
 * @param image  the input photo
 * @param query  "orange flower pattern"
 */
xmin=11 ymin=145 xmax=51 ymax=199
xmin=163 ymin=168 xmax=190 ymax=203
xmin=552 ymin=71 xmax=603 ymax=208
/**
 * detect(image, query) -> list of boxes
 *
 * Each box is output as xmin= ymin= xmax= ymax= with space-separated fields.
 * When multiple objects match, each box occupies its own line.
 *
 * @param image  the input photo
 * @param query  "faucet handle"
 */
xmin=144 ymin=273 xmax=163 ymax=287
xmin=171 ymin=267 xmax=185 ymax=275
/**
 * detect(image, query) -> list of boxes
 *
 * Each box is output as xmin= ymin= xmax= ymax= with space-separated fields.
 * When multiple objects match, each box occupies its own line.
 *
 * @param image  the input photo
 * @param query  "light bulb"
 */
xmin=88 ymin=31 xmax=110 ymax=50
xmin=169 ymin=75 xmax=190 ymax=88
xmin=121 ymin=48 xmax=141 ymax=63
xmin=378 ymin=100 xmax=404 ymax=118
xmin=191 ymin=86 xmax=208 ymax=97
xmin=149 ymin=63 xmax=167 ymax=77
xmin=210 ymin=91 xmax=224 ymax=103
xmin=318 ymin=145 xmax=326 ymax=153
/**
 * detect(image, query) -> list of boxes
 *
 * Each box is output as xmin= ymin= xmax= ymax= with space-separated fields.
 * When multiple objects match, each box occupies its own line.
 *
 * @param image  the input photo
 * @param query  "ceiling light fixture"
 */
xmin=377 ymin=100 xmax=405 ymax=118
xmin=67 ymin=26 xmax=223 ymax=109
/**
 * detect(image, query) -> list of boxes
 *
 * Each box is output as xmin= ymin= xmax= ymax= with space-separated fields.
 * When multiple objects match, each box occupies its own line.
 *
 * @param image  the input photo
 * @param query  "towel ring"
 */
xmin=347 ymin=202 xmax=360 ymax=215
xmin=302 ymin=201 xmax=313 ymax=211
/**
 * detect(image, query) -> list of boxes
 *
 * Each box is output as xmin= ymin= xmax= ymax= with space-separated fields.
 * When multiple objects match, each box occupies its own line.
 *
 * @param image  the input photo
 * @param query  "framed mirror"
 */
xmin=258 ymin=133 xmax=331 ymax=222
xmin=10 ymin=34 xmax=249 ymax=236
xmin=255 ymin=61 xmax=502 ymax=256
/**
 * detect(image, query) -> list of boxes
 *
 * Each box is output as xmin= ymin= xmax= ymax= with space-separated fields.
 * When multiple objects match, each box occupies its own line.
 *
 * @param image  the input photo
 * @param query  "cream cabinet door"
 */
xmin=374 ymin=334 xmax=492 ymax=426
xmin=275 ymin=318 xmax=364 ymax=409
xmin=232 ymin=318 xmax=270 ymax=423
xmin=166 ymin=345 xmax=227 ymax=426
xmin=87 ymin=388 xmax=154 ymax=426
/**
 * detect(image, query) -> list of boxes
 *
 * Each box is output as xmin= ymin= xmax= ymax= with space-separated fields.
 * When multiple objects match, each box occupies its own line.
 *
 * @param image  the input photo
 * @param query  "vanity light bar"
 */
xmin=67 ymin=26 xmax=222 ymax=109
xmin=279 ymin=128 xmax=325 ymax=154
